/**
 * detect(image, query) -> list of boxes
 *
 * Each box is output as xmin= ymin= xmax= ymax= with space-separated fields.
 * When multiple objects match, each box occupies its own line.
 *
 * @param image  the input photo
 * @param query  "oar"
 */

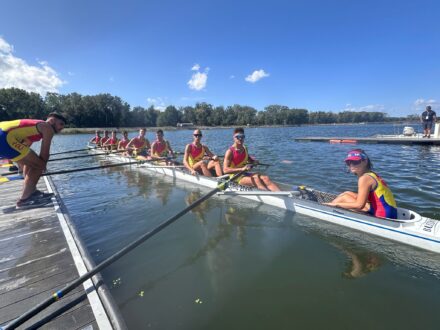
xmin=2 ymin=167 xmax=248 ymax=330
xmin=0 ymin=151 xmax=124 ymax=166
xmin=0 ymin=161 xmax=139 ymax=184
xmin=48 ymin=149 xmax=127 ymax=162
xmin=50 ymin=147 xmax=97 ymax=156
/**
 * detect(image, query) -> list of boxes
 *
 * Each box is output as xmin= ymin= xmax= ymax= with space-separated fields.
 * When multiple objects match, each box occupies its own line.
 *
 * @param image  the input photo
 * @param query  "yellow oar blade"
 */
xmin=0 ymin=176 xmax=11 ymax=184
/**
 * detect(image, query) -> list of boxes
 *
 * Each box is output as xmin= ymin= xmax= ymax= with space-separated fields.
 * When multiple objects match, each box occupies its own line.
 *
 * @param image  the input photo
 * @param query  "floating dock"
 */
xmin=295 ymin=123 xmax=440 ymax=145
xmin=0 ymin=169 xmax=126 ymax=329
xmin=294 ymin=135 xmax=440 ymax=145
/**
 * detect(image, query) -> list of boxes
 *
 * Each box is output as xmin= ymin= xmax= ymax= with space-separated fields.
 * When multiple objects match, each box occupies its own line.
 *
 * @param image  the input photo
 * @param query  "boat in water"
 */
xmin=88 ymin=146 xmax=440 ymax=253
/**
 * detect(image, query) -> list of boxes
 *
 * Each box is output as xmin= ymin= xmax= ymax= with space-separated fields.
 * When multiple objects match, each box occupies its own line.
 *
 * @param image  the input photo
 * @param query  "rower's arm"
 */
xmin=223 ymin=150 xmax=248 ymax=174
xmin=38 ymin=122 xmax=55 ymax=163
xmin=166 ymin=141 xmax=174 ymax=157
xmin=183 ymin=145 xmax=192 ymax=170
xmin=204 ymin=146 xmax=218 ymax=161
xmin=126 ymin=138 xmax=135 ymax=149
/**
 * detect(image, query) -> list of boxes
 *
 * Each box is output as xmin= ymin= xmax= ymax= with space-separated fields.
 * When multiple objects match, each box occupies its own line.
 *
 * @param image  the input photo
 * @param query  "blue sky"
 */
xmin=0 ymin=0 xmax=439 ymax=116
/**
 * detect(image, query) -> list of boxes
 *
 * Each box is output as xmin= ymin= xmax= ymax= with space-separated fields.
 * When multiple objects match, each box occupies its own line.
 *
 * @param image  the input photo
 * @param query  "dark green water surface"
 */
xmin=49 ymin=124 xmax=440 ymax=329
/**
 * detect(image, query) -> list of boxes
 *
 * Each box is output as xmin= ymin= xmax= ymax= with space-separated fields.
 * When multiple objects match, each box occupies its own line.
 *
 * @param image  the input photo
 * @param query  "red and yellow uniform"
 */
xmin=90 ymin=135 xmax=101 ymax=144
xmin=100 ymin=136 xmax=109 ymax=145
xmin=0 ymin=119 xmax=44 ymax=161
xmin=152 ymin=140 xmax=170 ymax=157
xmin=228 ymin=145 xmax=251 ymax=183
xmin=187 ymin=143 xmax=206 ymax=168
xmin=106 ymin=138 xmax=119 ymax=150
xmin=119 ymin=138 xmax=129 ymax=149
xmin=130 ymin=137 xmax=148 ymax=156
xmin=366 ymin=172 xmax=397 ymax=219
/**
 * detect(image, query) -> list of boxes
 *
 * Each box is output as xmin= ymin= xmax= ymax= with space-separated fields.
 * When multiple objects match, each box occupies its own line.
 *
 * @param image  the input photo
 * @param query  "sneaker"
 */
xmin=9 ymin=165 xmax=18 ymax=172
xmin=31 ymin=189 xmax=55 ymax=199
xmin=16 ymin=195 xmax=53 ymax=210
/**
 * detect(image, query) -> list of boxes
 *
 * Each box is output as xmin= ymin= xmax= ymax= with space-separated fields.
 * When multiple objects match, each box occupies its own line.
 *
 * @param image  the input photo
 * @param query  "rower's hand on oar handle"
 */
xmin=243 ymin=164 xmax=253 ymax=171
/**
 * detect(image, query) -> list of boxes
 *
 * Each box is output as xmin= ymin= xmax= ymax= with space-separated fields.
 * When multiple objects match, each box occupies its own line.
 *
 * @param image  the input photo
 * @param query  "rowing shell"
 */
xmin=87 ymin=146 xmax=440 ymax=253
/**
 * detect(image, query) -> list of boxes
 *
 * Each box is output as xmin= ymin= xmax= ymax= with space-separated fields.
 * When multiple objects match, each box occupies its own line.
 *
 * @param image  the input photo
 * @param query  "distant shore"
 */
xmin=60 ymin=121 xmax=420 ymax=135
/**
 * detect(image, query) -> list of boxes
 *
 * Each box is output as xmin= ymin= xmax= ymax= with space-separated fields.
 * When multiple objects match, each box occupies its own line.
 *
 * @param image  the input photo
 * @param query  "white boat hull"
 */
xmin=88 ymin=147 xmax=440 ymax=253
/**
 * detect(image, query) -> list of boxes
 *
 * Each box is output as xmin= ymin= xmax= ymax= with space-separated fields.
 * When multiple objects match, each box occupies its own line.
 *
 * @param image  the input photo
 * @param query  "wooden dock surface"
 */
xmin=0 ymin=169 xmax=115 ymax=329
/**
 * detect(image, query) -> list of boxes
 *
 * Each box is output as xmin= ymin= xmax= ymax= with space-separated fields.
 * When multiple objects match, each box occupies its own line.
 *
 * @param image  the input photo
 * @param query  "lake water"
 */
xmin=47 ymin=124 xmax=440 ymax=329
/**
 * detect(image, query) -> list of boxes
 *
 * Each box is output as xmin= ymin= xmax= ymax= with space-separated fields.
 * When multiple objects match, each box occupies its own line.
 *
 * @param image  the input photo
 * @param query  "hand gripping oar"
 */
xmin=0 ymin=161 xmax=139 ymax=184
xmin=1 ymin=168 xmax=248 ymax=330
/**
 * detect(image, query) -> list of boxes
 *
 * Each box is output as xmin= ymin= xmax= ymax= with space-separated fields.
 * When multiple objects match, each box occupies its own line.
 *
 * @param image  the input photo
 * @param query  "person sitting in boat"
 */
xmin=118 ymin=130 xmax=130 ymax=153
xmin=89 ymin=130 xmax=101 ymax=145
xmin=126 ymin=128 xmax=150 ymax=158
xmin=103 ymin=130 xmax=119 ymax=151
xmin=183 ymin=129 xmax=222 ymax=177
xmin=324 ymin=149 xmax=397 ymax=219
xmin=223 ymin=127 xmax=280 ymax=191
xmin=99 ymin=130 xmax=110 ymax=147
xmin=151 ymin=129 xmax=175 ymax=164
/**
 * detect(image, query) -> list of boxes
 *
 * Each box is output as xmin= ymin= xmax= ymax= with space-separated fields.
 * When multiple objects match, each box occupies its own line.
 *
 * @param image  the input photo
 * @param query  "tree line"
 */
xmin=0 ymin=88 xmax=412 ymax=127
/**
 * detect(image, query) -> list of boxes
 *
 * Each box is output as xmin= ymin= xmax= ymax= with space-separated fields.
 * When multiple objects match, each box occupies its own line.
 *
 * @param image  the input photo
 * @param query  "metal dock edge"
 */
xmin=44 ymin=176 xmax=127 ymax=330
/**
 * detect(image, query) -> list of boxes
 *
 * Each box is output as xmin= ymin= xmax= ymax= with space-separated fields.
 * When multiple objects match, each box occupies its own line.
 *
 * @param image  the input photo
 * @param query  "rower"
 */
xmin=99 ymin=130 xmax=110 ymax=147
xmin=89 ymin=130 xmax=101 ymax=145
xmin=183 ymin=129 xmax=222 ymax=177
xmin=150 ymin=129 xmax=174 ymax=164
xmin=103 ymin=130 xmax=119 ymax=151
xmin=118 ymin=130 xmax=130 ymax=153
xmin=126 ymin=128 xmax=150 ymax=158
xmin=223 ymin=127 xmax=280 ymax=191
xmin=0 ymin=113 xmax=66 ymax=209
xmin=324 ymin=149 xmax=397 ymax=219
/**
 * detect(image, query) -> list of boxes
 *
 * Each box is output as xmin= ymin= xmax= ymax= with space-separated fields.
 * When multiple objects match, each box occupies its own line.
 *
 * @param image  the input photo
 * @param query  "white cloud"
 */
xmin=147 ymin=97 xmax=167 ymax=111
xmin=0 ymin=37 xmax=13 ymax=53
xmin=188 ymin=72 xmax=208 ymax=91
xmin=414 ymin=98 xmax=438 ymax=111
xmin=191 ymin=64 xmax=200 ymax=71
xmin=229 ymin=75 xmax=235 ymax=79
xmin=0 ymin=37 xmax=65 ymax=95
xmin=343 ymin=103 xmax=385 ymax=112
xmin=245 ymin=69 xmax=269 ymax=83
xmin=187 ymin=64 xmax=209 ymax=91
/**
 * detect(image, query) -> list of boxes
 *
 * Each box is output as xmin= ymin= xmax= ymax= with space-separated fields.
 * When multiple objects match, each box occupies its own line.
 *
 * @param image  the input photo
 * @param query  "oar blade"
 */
xmin=0 ymin=175 xmax=24 ymax=184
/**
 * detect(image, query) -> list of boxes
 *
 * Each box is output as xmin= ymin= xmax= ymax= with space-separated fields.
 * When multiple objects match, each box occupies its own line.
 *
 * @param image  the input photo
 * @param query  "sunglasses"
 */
xmin=345 ymin=160 xmax=362 ymax=166
xmin=234 ymin=134 xmax=245 ymax=140
xmin=193 ymin=134 xmax=202 ymax=137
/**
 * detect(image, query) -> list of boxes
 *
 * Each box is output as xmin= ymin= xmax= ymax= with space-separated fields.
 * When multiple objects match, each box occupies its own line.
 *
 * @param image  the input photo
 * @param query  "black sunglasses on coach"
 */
xmin=194 ymin=134 xmax=202 ymax=137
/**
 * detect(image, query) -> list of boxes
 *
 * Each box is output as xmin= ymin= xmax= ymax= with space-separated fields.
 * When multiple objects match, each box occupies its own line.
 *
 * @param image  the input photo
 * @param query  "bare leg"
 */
xmin=331 ymin=191 xmax=370 ymax=212
xmin=260 ymin=175 xmax=280 ymax=191
xmin=207 ymin=160 xmax=223 ymax=176
xmin=239 ymin=174 xmax=268 ymax=190
xmin=331 ymin=191 xmax=358 ymax=204
xmin=193 ymin=161 xmax=212 ymax=177
xmin=17 ymin=150 xmax=45 ymax=200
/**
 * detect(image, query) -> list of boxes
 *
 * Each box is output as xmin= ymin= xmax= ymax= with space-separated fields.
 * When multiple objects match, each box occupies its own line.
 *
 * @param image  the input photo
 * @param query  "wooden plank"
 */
xmin=0 ymin=177 xmax=103 ymax=329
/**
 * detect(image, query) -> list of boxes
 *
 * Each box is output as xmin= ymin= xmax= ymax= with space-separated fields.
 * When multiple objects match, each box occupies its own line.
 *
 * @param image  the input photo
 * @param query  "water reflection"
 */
xmin=185 ymin=190 xmax=212 ymax=224
xmin=332 ymin=243 xmax=382 ymax=279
